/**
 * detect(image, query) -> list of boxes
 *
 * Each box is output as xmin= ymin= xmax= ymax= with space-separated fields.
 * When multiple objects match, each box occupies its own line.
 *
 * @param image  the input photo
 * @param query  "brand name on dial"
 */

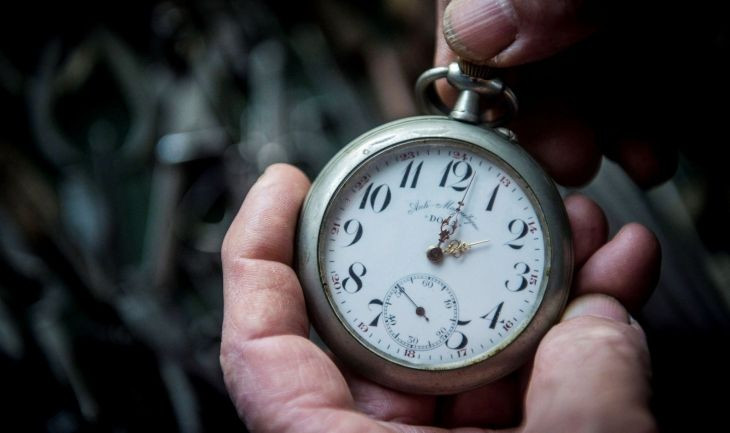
xmin=407 ymin=200 xmax=479 ymax=230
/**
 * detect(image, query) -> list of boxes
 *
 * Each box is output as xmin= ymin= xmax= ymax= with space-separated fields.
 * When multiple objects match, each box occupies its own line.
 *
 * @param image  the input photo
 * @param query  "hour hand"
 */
xmin=443 ymin=239 xmax=490 ymax=258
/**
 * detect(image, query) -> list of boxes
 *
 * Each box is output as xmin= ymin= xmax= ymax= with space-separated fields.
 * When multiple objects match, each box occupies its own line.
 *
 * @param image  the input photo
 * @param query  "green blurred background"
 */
xmin=1 ymin=0 xmax=729 ymax=432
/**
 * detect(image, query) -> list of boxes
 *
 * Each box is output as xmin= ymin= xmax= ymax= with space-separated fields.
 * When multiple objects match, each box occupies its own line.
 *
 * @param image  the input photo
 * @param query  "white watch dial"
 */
xmin=320 ymin=140 xmax=548 ymax=369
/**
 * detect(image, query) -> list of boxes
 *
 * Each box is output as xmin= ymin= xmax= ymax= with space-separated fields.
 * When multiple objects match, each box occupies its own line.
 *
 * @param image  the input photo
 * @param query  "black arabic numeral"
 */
xmin=485 ymin=184 xmax=499 ymax=211
xmin=439 ymin=161 xmax=473 ymax=191
xmin=359 ymin=183 xmax=391 ymax=213
xmin=480 ymin=301 xmax=504 ymax=329
xmin=446 ymin=331 xmax=468 ymax=350
xmin=342 ymin=262 xmax=367 ymax=293
xmin=506 ymin=219 xmax=528 ymax=249
xmin=438 ymin=161 xmax=453 ymax=187
xmin=385 ymin=314 xmax=397 ymax=326
xmin=343 ymin=219 xmax=363 ymax=246
xmin=400 ymin=160 xmax=423 ymax=188
xmin=505 ymin=262 xmax=530 ymax=292
xmin=446 ymin=319 xmax=471 ymax=350
xmin=368 ymin=299 xmax=383 ymax=326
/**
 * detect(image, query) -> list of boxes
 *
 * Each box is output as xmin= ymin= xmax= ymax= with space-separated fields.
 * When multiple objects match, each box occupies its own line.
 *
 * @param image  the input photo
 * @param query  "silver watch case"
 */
xmin=296 ymin=116 xmax=573 ymax=395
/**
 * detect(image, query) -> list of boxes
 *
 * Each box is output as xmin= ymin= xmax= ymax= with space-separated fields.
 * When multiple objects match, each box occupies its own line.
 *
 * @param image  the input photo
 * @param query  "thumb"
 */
xmin=442 ymin=0 xmax=599 ymax=66
xmin=521 ymin=294 xmax=656 ymax=432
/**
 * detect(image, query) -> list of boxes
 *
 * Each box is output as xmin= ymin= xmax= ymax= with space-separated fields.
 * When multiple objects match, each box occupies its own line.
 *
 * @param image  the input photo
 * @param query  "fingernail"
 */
xmin=255 ymin=164 xmax=278 ymax=186
xmin=443 ymin=0 xmax=517 ymax=62
xmin=562 ymin=294 xmax=630 ymax=323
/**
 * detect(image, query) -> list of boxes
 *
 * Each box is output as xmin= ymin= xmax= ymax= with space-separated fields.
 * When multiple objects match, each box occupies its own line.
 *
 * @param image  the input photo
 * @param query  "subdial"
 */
xmin=383 ymin=274 xmax=459 ymax=351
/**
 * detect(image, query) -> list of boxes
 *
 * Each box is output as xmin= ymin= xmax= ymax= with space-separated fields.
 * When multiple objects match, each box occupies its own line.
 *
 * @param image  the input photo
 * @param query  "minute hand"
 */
xmin=437 ymin=174 xmax=476 ymax=245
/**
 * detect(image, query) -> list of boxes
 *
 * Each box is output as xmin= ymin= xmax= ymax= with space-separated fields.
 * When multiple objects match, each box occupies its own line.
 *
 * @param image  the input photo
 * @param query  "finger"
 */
xmin=438 ymin=375 xmax=521 ymax=428
xmin=433 ymin=29 xmax=603 ymax=188
xmin=573 ymin=223 xmax=661 ymax=312
xmin=345 ymin=371 xmax=437 ymax=425
xmin=435 ymin=0 xmax=456 ymax=66
xmin=222 ymin=163 xmax=310 ymax=265
xmin=564 ymin=194 xmax=607 ymax=268
xmin=431 ymin=194 xmax=605 ymax=428
xmin=221 ymin=163 xmax=311 ymax=346
xmin=220 ymin=165 xmax=364 ymax=431
xmin=434 ymin=0 xmax=459 ymax=104
xmin=441 ymin=0 xmax=599 ymax=67
xmin=512 ymin=100 xmax=602 ymax=187
xmin=522 ymin=294 xmax=655 ymax=432
xmin=605 ymin=137 xmax=678 ymax=189
xmin=221 ymin=165 xmax=440 ymax=432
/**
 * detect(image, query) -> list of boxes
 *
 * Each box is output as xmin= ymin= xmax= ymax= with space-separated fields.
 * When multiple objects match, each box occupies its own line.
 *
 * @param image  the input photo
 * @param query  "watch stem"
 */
xmin=458 ymin=58 xmax=492 ymax=79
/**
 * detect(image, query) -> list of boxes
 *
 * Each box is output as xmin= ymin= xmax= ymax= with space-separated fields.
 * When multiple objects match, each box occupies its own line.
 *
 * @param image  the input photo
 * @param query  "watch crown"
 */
xmin=458 ymin=59 xmax=492 ymax=80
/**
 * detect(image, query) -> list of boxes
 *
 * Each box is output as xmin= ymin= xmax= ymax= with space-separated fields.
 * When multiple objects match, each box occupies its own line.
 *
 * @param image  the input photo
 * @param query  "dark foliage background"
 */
xmin=1 ymin=1 xmax=728 ymax=432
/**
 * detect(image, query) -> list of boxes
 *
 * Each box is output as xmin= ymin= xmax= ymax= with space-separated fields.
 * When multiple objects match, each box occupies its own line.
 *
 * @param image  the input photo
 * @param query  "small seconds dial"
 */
xmin=382 ymin=274 xmax=458 ymax=352
xmin=321 ymin=140 xmax=547 ymax=369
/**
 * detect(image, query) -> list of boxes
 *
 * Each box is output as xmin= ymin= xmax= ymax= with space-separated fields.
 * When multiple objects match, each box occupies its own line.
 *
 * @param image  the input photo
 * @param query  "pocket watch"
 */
xmin=296 ymin=61 xmax=573 ymax=395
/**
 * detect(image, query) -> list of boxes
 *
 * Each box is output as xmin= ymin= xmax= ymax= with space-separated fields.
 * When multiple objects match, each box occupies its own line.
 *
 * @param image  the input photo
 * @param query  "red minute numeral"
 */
xmin=398 ymin=151 xmax=416 ymax=161
xmin=451 ymin=151 xmax=469 ymax=161
xmin=502 ymin=320 xmax=514 ymax=332
xmin=352 ymin=174 xmax=371 ymax=192
xmin=330 ymin=271 xmax=341 ymax=290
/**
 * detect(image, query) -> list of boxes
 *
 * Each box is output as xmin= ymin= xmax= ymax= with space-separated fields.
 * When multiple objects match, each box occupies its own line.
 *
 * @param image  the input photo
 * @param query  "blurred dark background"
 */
xmin=0 ymin=0 xmax=728 ymax=432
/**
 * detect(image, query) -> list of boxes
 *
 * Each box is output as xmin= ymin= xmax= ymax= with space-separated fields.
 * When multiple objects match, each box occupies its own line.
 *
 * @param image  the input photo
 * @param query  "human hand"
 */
xmin=434 ymin=0 xmax=678 ymax=188
xmin=220 ymin=164 xmax=660 ymax=432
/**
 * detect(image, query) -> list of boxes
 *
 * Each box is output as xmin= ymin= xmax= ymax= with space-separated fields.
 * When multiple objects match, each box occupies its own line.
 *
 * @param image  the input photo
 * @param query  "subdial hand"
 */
xmin=415 ymin=306 xmax=429 ymax=322
xmin=398 ymin=285 xmax=430 ymax=322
